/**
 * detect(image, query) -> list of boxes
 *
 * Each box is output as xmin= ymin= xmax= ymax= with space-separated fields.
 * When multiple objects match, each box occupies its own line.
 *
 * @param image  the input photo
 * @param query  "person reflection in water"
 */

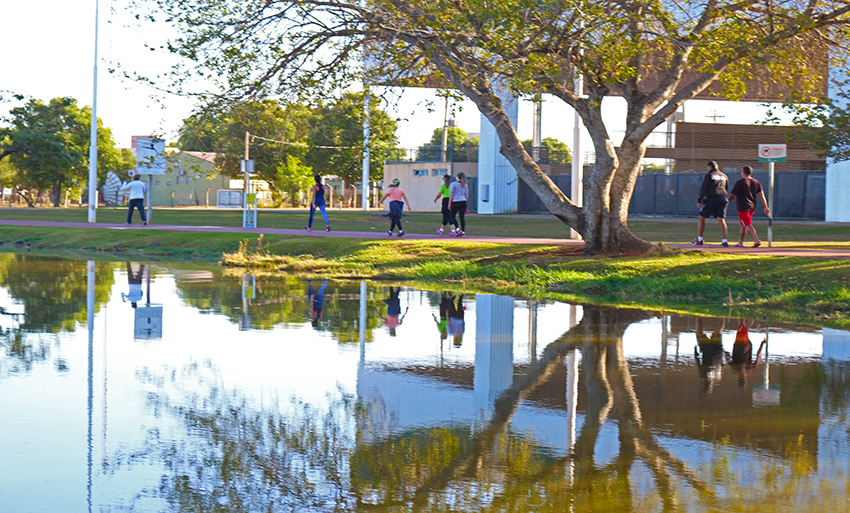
xmin=694 ymin=317 xmax=726 ymax=394
xmin=121 ymin=262 xmax=144 ymax=308
xmin=308 ymin=279 xmax=328 ymax=328
xmin=447 ymin=294 xmax=465 ymax=347
xmin=377 ymin=287 xmax=408 ymax=336
xmin=730 ymin=318 xmax=766 ymax=388
xmin=432 ymin=292 xmax=452 ymax=342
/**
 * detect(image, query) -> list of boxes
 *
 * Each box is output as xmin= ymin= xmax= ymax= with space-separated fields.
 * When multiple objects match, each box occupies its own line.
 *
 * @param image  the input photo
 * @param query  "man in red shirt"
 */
xmin=727 ymin=166 xmax=771 ymax=247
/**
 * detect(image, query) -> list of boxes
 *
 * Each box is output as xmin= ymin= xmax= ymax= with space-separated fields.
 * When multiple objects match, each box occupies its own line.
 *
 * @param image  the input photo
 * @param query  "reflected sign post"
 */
xmin=758 ymin=144 xmax=786 ymax=247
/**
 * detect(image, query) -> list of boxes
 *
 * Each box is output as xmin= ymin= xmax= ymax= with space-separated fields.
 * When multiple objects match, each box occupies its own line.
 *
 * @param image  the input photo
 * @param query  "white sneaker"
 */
xmin=398 ymin=230 xmax=404 ymax=237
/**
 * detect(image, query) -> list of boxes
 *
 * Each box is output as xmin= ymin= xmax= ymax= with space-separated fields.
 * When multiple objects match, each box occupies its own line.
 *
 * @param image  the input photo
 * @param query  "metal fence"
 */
xmin=518 ymin=170 xmax=826 ymax=219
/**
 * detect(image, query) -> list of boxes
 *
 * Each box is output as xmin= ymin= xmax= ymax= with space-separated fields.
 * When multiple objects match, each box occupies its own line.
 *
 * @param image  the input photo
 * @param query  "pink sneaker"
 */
xmin=437 ymin=228 xmax=444 ymax=235
xmin=449 ymin=229 xmax=457 ymax=236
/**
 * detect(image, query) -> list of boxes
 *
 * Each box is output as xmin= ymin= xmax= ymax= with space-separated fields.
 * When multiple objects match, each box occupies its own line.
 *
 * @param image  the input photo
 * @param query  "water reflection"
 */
xmin=0 ymin=254 xmax=849 ymax=511
xmin=377 ymin=286 xmax=408 ymax=336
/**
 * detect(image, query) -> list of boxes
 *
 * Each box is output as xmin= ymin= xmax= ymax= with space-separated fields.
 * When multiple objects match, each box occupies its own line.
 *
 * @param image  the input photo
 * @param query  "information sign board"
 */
xmin=135 ymin=137 xmax=167 ymax=175
xmin=758 ymin=144 xmax=787 ymax=163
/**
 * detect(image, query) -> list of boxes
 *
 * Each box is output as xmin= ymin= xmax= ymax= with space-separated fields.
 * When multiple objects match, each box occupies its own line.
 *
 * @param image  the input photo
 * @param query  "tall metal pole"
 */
xmin=768 ymin=161 xmax=775 ymax=247
xmin=87 ymin=0 xmax=100 ymax=223
xmin=532 ymin=94 xmax=542 ymax=162
xmin=362 ymin=89 xmax=371 ymax=211
xmin=441 ymin=95 xmax=449 ymax=162
xmin=243 ymin=131 xmax=250 ymax=196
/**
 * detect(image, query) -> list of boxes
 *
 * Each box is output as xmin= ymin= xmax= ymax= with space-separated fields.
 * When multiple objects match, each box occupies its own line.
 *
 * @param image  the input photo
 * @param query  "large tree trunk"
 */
xmin=436 ymin=70 xmax=657 ymax=256
xmin=50 ymin=183 xmax=62 ymax=207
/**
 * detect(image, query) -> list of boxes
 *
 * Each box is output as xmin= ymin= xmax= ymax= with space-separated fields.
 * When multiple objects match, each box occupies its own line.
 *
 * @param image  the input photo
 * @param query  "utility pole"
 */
xmin=87 ymin=0 xmax=100 ymax=223
xmin=362 ymin=89 xmax=371 ymax=211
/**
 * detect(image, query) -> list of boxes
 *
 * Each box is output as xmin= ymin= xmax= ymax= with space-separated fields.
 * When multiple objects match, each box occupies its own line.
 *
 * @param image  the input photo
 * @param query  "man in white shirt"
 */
xmin=119 ymin=174 xmax=147 ymax=225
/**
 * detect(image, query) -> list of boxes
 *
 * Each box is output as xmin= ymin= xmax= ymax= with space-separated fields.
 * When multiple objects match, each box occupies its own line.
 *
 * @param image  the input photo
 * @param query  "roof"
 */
xmin=180 ymin=151 xmax=218 ymax=164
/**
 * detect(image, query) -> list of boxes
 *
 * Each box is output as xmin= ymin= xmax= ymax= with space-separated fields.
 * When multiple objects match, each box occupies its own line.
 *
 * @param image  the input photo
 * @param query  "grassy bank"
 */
xmin=221 ymin=234 xmax=850 ymax=327
xmin=2 ymin=223 xmax=849 ymax=328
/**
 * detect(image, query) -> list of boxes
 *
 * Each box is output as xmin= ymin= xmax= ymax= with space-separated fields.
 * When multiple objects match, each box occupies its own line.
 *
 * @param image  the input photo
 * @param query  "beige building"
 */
xmin=146 ymin=151 xmax=230 ymax=207
xmin=382 ymin=162 xmax=477 ymax=212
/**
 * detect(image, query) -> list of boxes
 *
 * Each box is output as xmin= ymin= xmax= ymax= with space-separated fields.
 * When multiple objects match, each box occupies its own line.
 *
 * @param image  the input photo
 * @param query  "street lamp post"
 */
xmin=87 ymin=0 xmax=100 ymax=223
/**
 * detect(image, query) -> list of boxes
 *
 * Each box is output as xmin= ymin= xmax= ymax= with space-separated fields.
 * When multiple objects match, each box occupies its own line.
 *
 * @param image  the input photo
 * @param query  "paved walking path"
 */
xmin=2 ymin=219 xmax=850 ymax=258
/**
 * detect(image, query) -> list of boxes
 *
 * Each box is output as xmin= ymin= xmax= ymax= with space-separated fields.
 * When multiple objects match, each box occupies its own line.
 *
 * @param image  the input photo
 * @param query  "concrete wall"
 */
xmin=826 ymin=160 xmax=850 ymax=221
xmin=382 ymin=162 xmax=477 ymax=212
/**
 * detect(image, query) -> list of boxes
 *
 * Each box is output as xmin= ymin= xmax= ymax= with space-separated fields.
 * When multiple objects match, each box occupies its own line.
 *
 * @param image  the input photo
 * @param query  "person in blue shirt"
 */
xmin=120 ymin=174 xmax=147 ymax=225
xmin=305 ymin=175 xmax=331 ymax=232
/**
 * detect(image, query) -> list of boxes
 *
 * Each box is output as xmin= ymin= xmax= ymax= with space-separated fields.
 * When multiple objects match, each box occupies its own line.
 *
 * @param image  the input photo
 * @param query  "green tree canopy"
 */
xmin=416 ymin=126 xmax=479 ymax=162
xmin=521 ymin=137 xmax=571 ymax=166
xmin=178 ymin=100 xmax=313 ymax=189
xmin=305 ymin=92 xmax=398 ymax=185
xmin=426 ymin=126 xmax=469 ymax=147
xmin=0 ymin=97 xmax=133 ymax=206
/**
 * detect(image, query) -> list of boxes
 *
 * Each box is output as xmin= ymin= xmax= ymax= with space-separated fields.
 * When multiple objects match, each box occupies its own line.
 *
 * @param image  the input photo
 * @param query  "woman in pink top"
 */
xmin=378 ymin=178 xmax=412 ymax=236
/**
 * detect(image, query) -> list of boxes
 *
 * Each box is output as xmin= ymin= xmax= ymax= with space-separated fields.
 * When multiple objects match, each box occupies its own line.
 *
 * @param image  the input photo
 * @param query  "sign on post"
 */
xmin=758 ymin=144 xmax=785 ymax=247
xmin=240 ymin=159 xmax=255 ymax=174
xmin=135 ymin=137 xmax=167 ymax=174
xmin=758 ymin=144 xmax=787 ymax=163
xmin=241 ymin=159 xmax=257 ymax=228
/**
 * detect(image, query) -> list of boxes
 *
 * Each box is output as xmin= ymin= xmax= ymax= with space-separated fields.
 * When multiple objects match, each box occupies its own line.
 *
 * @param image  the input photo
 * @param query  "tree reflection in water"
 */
xmin=0 ymin=254 xmax=115 ymax=373
xmin=129 ymin=305 xmax=848 ymax=512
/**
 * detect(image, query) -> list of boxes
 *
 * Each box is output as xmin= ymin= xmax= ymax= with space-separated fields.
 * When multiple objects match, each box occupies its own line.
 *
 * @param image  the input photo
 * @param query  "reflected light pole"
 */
xmin=86 ymin=260 xmax=95 ymax=512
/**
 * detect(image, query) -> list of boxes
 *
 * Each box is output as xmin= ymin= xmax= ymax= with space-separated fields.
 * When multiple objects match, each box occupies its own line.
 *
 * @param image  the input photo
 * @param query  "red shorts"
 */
xmin=737 ymin=210 xmax=754 ymax=227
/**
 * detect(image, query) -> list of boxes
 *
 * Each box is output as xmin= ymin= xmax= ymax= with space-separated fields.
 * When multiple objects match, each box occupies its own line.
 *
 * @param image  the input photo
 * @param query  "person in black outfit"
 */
xmin=727 ymin=166 xmax=771 ymax=247
xmin=692 ymin=161 xmax=730 ymax=247
xmin=694 ymin=317 xmax=726 ymax=394
xmin=447 ymin=294 xmax=465 ymax=347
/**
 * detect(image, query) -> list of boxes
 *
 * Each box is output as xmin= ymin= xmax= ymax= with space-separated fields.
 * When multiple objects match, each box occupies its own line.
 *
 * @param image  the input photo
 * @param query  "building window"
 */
xmin=155 ymin=181 xmax=161 ymax=186
xmin=413 ymin=169 xmax=428 ymax=177
xmin=432 ymin=169 xmax=448 ymax=176
xmin=186 ymin=176 xmax=193 ymax=184
xmin=167 ymin=182 xmax=173 ymax=186
xmin=176 ymin=176 xmax=183 ymax=185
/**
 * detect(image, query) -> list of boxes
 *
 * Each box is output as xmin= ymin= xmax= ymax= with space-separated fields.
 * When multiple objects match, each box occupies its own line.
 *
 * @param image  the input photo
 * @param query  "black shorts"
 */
xmin=699 ymin=197 xmax=728 ymax=219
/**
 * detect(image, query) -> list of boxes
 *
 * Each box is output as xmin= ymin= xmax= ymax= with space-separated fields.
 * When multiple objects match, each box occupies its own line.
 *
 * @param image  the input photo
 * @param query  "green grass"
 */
xmin=3 ymin=206 xmax=849 ymax=247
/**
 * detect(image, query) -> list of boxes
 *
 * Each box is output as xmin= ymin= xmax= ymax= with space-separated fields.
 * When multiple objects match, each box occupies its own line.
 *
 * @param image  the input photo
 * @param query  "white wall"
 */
xmin=477 ymin=85 xmax=519 ymax=214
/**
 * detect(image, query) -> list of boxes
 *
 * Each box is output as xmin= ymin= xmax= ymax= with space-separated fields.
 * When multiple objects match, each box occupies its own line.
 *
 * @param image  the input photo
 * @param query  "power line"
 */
xmin=250 ymin=133 xmax=361 ymax=150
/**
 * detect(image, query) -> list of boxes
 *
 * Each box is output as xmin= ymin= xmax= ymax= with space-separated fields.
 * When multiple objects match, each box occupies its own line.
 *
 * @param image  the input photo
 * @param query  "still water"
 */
xmin=0 ymin=253 xmax=849 ymax=512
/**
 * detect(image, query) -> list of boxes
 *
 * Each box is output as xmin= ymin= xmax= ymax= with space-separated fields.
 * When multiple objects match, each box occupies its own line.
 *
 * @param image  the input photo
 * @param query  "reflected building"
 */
xmin=473 ymin=294 xmax=514 ymax=421
xmin=356 ymin=293 xmax=577 ymax=456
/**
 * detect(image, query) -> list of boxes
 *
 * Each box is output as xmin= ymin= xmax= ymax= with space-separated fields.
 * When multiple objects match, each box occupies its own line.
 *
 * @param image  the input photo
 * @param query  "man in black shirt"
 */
xmin=727 ymin=166 xmax=770 ymax=247
xmin=692 ymin=161 xmax=730 ymax=247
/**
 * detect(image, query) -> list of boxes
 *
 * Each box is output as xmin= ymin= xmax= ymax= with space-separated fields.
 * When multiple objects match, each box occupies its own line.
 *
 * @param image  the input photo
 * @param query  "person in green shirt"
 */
xmin=433 ymin=174 xmax=452 ymax=235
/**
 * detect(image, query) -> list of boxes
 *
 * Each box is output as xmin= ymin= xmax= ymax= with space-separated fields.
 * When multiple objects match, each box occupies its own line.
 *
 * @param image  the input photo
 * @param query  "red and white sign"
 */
xmin=758 ymin=144 xmax=787 ymax=162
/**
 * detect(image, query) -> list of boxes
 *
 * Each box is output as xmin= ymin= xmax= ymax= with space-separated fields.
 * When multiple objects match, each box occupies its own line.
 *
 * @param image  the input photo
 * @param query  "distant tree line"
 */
xmin=178 ymin=92 xmax=398 ymax=205
xmin=0 ymin=95 xmax=135 ymax=207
